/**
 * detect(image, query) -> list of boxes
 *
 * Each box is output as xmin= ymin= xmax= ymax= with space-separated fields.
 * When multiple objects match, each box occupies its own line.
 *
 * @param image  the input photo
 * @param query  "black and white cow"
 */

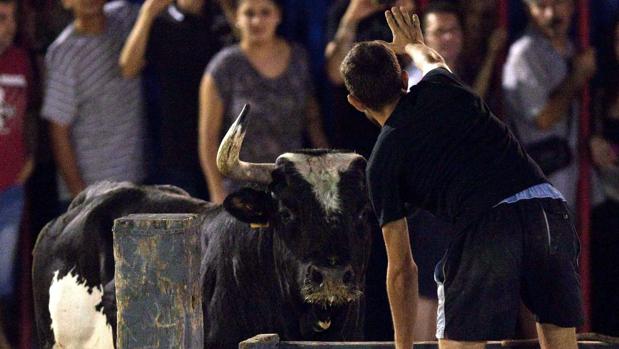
xmin=32 ymin=105 xmax=374 ymax=348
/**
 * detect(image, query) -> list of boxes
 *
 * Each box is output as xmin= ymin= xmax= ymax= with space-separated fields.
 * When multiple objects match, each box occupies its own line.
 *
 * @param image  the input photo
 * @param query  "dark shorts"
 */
xmin=435 ymin=198 xmax=583 ymax=341
xmin=408 ymin=210 xmax=453 ymax=299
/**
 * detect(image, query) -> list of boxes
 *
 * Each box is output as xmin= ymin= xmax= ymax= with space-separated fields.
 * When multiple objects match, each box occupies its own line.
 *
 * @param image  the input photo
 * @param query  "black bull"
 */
xmin=32 ymin=107 xmax=374 ymax=349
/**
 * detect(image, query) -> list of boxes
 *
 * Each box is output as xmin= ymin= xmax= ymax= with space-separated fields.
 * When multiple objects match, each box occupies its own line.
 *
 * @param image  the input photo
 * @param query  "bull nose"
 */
xmin=308 ymin=265 xmax=324 ymax=286
xmin=342 ymin=266 xmax=354 ymax=286
xmin=306 ymin=264 xmax=355 ymax=288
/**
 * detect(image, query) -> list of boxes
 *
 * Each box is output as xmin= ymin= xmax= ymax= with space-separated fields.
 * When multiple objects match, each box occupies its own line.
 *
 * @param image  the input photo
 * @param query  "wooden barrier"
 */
xmin=239 ymin=334 xmax=619 ymax=349
xmin=113 ymin=214 xmax=203 ymax=349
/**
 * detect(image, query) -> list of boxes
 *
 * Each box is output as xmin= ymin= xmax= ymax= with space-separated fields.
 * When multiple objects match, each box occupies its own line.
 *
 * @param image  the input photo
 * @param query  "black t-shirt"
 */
xmin=367 ymin=68 xmax=547 ymax=229
xmin=145 ymin=3 xmax=232 ymax=169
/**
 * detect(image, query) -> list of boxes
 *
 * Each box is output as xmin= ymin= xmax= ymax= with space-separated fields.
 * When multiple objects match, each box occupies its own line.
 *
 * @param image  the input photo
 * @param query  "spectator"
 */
xmin=120 ymin=0 xmax=232 ymax=199
xmin=461 ymin=0 xmax=496 ymax=66
xmin=421 ymin=1 xmax=464 ymax=77
xmin=0 ymin=0 xmax=33 ymax=344
xmin=199 ymin=0 xmax=329 ymax=204
xmin=462 ymin=0 xmax=507 ymax=101
xmin=421 ymin=1 xmax=507 ymax=98
xmin=325 ymin=0 xmax=506 ymax=156
xmin=590 ymin=16 xmax=619 ymax=337
xmin=41 ymin=0 xmax=146 ymax=207
xmin=325 ymin=0 xmax=415 ymax=159
xmin=503 ymin=0 xmax=596 ymax=208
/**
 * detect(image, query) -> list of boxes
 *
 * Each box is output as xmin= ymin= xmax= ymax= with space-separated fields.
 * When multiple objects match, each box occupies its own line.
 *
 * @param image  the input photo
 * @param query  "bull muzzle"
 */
xmin=301 ymin=264 xmax=362 ymax=307
xmin=216 ymin=104 xmax=277 ymax=184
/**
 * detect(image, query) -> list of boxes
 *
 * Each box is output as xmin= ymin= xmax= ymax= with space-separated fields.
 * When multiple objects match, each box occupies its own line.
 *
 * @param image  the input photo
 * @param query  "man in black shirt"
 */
xmin=340 ymin=7 xmax=582 ymax=349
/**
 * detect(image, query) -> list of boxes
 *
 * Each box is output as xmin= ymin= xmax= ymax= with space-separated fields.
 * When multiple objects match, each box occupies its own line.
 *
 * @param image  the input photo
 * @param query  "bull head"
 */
xmin=217 ymin=105 xmax=373 ymax=338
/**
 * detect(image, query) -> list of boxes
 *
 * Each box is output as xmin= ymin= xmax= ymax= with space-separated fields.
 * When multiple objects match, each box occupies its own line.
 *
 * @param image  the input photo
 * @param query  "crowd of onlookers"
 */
xmin=0 ymin=0 xmax=617 ymax=346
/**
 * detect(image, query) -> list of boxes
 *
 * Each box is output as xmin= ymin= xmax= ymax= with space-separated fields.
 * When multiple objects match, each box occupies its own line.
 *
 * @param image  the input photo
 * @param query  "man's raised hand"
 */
xmin=384 ymin=7 xmax=424 ymax=54
xmin=385 ymin=6 xmax=447 ymax=75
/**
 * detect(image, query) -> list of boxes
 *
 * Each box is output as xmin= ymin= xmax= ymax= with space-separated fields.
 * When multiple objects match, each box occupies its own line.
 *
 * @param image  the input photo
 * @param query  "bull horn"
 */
xmin=216 ymin=104 xmax=276 ymax=184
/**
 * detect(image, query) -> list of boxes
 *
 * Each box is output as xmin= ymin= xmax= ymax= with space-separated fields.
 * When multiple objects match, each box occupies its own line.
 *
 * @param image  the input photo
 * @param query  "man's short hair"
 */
xmin=340 ymin=41 xmax=403 ymax=111
xmin=421 ymin=1 xmax=464 ymax=30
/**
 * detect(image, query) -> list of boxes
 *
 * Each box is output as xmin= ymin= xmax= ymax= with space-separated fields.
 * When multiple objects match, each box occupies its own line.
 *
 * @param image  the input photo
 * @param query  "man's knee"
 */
xmin=536 ymin=323 xmax=578 ymax=349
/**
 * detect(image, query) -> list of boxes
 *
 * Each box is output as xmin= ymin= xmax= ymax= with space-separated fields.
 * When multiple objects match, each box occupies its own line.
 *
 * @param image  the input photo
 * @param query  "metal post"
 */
xmin=113 ymin=214 xmax=203 ymax=348
xmin=576 ymin=0 xmax=592 ymax=331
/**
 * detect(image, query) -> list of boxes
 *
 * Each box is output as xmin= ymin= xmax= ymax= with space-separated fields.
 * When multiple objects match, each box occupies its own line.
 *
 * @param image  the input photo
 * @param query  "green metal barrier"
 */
xmin=113 ymin=214 xmax=203 ymax=349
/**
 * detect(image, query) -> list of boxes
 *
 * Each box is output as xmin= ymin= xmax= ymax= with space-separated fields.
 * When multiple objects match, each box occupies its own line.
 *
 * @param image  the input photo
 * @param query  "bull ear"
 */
xmin=223 ymin=188 xmax=275 ymax=225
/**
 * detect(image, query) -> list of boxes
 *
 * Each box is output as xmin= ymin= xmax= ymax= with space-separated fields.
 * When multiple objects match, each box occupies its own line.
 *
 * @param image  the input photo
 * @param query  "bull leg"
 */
xmin=32 ymin=277 xmax=55 ymax=349
xmin=100 ymin=279 xmax=117 ymax=346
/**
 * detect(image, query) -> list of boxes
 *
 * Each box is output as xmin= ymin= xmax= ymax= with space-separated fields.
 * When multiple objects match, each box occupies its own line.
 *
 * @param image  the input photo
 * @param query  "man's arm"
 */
xmin=472 ymin=28 xmax=507 ymax=98
xmin=19 ymin=61 xmax=37 ymax=185
xmin=325 ymin=0 xmax=385 ymax=85
xmin=404 ymin=43 xmax=449 ymax=76
xmin=533 ymin=48 xmax=596 ymax=130
xmin=17 ymin=96 xmax=34 ymax=185
xmin=49 ymin=121 xmax=86 ymax=197
xmin=305 ymin=96 xmax=330 ymax=148
xmin=119 ymin=0 xmax=172 ymax=78
xmin=382 ymin=217 xmax=418 ymax=349
xmin=384 ymin=7 xmax=449 ymax=76
xmin=198 ymin=74 xmax=227 ymax=204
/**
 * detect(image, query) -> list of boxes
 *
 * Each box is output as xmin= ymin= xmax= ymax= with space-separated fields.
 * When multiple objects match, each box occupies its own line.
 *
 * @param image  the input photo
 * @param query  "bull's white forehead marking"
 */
xmin=49 ymin=269 xmax=114 ymax=349
xmin=277 ymin=153 xmax=362 ymax=216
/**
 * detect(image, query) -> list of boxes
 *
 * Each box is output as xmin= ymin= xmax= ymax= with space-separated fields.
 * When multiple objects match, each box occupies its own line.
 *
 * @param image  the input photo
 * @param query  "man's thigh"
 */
xmin=436 ymin=203 xmax=525 ymax=341
xmin=437 ymin=198 xmax=583 ymax=341
xmin=521 ymin=199 xmax=583 ymax=328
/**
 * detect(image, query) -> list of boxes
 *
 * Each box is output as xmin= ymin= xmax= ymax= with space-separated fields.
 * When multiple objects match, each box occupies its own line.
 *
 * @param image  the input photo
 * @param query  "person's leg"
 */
xmin=0 ymin=186 xmax=24 ymax=348
xmin=517 ymin=301 xmax=538 ymax=339
xmin=413 ymin=296 xmax=437 ymax=341
xmin=438 ymin=339 xmax=485 ymax=349
xmin=521 ymin=199 xmax=583 ymax=349
xmin=0 ymin=186 xmax=25 ymax=298
xmin=435 ymin=204 xmax=523 ymax=343
xmin=591 ymin=199 xmax=619 ymax=335
xmin=536 ymin=323 xmax=577 ymax=349
xmin=408 ymin=210 xmax=452 ymax=341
